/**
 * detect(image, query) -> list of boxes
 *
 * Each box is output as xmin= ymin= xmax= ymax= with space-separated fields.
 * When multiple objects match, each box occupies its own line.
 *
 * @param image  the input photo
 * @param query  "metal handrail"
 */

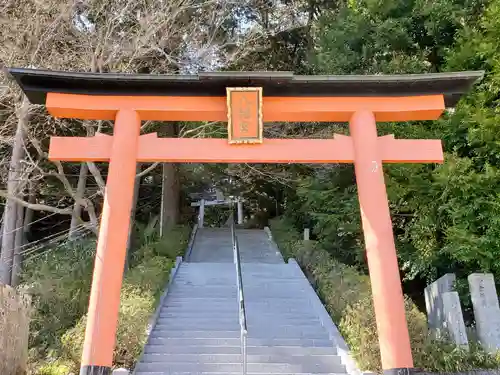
xmin=230 ymin=211 xmax=247 ymax=375
xmin=184 ymin=224 xmax=199 ymax=261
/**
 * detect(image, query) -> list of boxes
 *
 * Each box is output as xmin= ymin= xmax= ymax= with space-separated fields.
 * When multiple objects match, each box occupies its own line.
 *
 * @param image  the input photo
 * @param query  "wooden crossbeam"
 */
xmin=191 ymin=200 xmax=235 ymax=207
xmin=46 ymin=93 xmax=445 ymax=122
xmin=49 ymin=133 xmax=443 ymax=163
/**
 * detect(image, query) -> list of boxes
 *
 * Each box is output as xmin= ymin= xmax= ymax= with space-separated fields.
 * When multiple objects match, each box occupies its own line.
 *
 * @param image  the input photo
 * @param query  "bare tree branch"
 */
xmin=0 ymin=190 xmax=72 ymax=215
xmin=136 ymin=163 xmax=159 ymax=179
xmin=87 ymin=161 xmax=106 ymax=195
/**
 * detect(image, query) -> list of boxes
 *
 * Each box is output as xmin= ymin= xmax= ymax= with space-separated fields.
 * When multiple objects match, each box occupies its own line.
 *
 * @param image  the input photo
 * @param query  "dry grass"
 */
xmin=0 ymin=283 xmax=31 ymax=375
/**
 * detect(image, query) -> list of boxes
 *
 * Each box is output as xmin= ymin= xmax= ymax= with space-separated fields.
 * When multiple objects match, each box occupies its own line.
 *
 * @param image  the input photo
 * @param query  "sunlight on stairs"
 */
xmin=134 ymin=228 xmax=349 ymax=375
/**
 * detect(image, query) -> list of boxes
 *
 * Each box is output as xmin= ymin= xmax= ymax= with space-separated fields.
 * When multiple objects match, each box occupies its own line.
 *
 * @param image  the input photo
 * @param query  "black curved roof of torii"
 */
xmin=7 ymin=68 xmax=484 ymax=107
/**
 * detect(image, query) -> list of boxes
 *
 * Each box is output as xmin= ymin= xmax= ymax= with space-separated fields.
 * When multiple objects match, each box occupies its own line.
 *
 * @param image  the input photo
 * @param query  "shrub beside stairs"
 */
xmin=133 ymin=228 xmax=362 ymax=375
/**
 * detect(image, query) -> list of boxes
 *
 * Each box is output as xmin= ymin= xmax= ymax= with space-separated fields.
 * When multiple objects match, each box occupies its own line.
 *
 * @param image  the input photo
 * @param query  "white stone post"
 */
xmin=198 ymin=199 xmax=205 ymax=228
xmin=424 ymin=273 xmax=468 ymax=348
xmin=468 ymin=273 xmax=500 ymax=352
xmin=304 ymin=228 xmax=310 ymax=241
xmin=237 ymin=199 xmax=243 ymax=225
xmin=424 ymin=273 xmax=455 ymax=335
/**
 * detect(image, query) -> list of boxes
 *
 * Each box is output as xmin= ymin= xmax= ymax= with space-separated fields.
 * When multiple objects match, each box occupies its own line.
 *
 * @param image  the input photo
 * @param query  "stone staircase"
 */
xmin=134 ymin=228 xmax=352 ymax=375
xmin=188 ymin=228 xmax=283 ymax=263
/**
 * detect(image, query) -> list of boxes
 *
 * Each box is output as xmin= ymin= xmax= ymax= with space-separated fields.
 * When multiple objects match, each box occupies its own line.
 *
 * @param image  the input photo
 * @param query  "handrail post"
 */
xmin=242 ymin=332 xmax=247 ymax=375
xmin=230 ymin=210 xmax=247 ymax=375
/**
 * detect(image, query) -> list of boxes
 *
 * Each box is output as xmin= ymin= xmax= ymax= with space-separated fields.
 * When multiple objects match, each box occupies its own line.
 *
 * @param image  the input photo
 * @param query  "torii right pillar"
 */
xmin=350 ymin=110 xmax=419 ymax=374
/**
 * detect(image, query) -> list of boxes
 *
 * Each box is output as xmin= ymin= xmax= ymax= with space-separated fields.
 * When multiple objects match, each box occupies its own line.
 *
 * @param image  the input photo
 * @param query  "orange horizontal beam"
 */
xmin=46 ymin=93 xmax=445 ymax=122
xmin=49 ymin=134 xmax=443 ymax=163
xmin=378 ymin=134 xmax=443 ymax=163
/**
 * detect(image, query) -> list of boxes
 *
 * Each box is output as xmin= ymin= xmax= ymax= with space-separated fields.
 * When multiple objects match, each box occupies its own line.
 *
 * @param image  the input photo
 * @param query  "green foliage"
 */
xmin=33 ymin=361 xmax=72 ymax=375
xmin=270 ymin=217 xmax=500 ymax=372
xmin=294 ymin=167 xmax=366 ymax=267
xmin=266 ymin=0 xmax=500 ymax=287
xmin=313 ymin=0 xmax=487 ymax=75
xmin=416 ymin=341 xmax=500 ymax=372
xmin=24 ymin=225 xmax=190 ymax=372
xmin=340 ymin=295 xmax=430 ymax=371
xmin=132 ymin=223 xmax=190 ymax=265
xmin=21 ymin=239 xmax=96 ymax=357
xmin=61 ymin=255 xmax=172 ymax=370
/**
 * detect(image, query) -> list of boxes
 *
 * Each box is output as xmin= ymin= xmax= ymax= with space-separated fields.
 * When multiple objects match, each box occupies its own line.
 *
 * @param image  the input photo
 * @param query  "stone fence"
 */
xmin=0 ymin=283 xmax=31 ymax=375
xmin=425 ymin=272 xmax=500 ymax=352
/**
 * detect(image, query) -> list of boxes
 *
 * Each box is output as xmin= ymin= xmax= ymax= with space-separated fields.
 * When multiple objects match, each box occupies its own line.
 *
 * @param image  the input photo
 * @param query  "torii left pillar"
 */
xmin=80 ymin=110 xmax=140 ymax=375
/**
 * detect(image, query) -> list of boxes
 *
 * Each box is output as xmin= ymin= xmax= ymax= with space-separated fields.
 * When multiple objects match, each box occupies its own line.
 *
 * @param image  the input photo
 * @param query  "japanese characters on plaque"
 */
xmin=227 ymin=87 xmax=263 ymax=144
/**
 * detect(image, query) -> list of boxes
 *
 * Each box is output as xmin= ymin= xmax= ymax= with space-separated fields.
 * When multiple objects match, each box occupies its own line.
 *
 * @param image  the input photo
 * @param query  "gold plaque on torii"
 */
xmin=227 ymin=87 xmax=263 ymax=144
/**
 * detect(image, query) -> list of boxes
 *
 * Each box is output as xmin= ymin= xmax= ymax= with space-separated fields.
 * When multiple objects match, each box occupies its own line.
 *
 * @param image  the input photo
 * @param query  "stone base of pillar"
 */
xmin=80 ymin=365 xmax=112 ymax=375
xmin=383 ymin=367 xmax=415 ymax=375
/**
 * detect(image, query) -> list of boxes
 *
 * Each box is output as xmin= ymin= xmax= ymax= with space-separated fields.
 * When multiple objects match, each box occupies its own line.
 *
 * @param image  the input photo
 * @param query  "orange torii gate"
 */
xmin=9 ymin=69 xmax=482 ymax=375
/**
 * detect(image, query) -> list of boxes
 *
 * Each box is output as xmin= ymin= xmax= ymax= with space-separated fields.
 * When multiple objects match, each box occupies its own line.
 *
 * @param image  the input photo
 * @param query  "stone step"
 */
xmin=163 ymin=302 xmax=312 ymax=309
xmin=243 ymin=283 xmax=309 ymax=287
xmin=174 ymin=271 xmax=235 ymax=274
xmin=143 ymin=345 xmax=336 ymax=355
xmin=240 ymin=263 xmax=291 ymax=268
xmin=241 ymin=289 xmax=311 ymax=294
xmin=134 ymin=361 xmax=344 ymax=373
xmin=166 ymin=295 xmax=310 ymax=300
xmin=154 ymin=324 xmax=240 ymax=331
xmin=244 ymin=308 xmax=316 ymax=314
xmin=150 ymin=330 xmax=239 ymax=339
xmin=242 ymin=279 xmax=306 ymax=283
xmin=165 ymin=294 xmax=238 ymax=299
xmin=173 ymin=279 xmax=235 ymax=283
xmin=159 ymin=310 xmax=238 ymax=316
xmin=154 ymin=324 xmax=326 ymax=335
xmin=168 ymin=290 xmax=237 ymax=294
xmin=160 ymin=305 xmax=237 ymax=311
xmin=156 ymin=317 xmax=238 ymax=323
xmin=246 ymin=319 xmax=322 ymax=325
xmin=172 ymin=291 xmax=308 ymax=296
xmin=177 ymin=272 xmax=296 ymax=278
xmin=172 ymin=282 xmax=236 ymax=286
xmin=240 ymin=272 xmax=298 ymax=276
xmin=176 ymin=270 xmax=235 ymax=274
xmin=135 ymin=372 xmax=344 ymax=375
xmin=147 ymin=337 xmax=334 ymax=347
xmin=155 ymin=319 xmax=238 ymax=326
xmin=165 ymin=297 xmax=237 ymax=302
xmin=161 ymin=306 xmax=313 ymax=313
xmin=158 ymin=312 xmax=318 ymax=319
xmin=159 ymin=312 xmax=238 ymax=318
xmin=140 ymin=353 xmax=342 ymax=366
xmin=164 ymin=300 xmax=311 ymax=306
xmin=153 ymin=328 xmax=327 ymax=338
xmin=151 ymin=330 xmax=330 ymax=340
xmin=167 ymin=289 xmax=236 ymax=294
xmin=167 ymin=289 xmax=235 ymax=293
xmin=155 ymin=318 xmax=321 ymax=326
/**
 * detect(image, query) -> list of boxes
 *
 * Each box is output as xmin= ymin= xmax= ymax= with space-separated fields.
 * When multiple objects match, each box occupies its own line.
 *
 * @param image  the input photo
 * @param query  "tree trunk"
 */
xmin=0 ymin=211 xmax=5 ymax=253
xmin=125 ymin=164 xmax=142 ymax=269
xmin=160 ymin=163 xmax=180 ymax=236
xmin=11 ymin=202 xmax=25 ymax=286
xmin=0 ymin=96 xmax=28 ymax=285
xmin=23 ymin=186 xmax=36 ymax=244
xmin=69 ymin=163 xmax=89 ymax=240
xmin=160 ymin=124 xmax=180 ymax=236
